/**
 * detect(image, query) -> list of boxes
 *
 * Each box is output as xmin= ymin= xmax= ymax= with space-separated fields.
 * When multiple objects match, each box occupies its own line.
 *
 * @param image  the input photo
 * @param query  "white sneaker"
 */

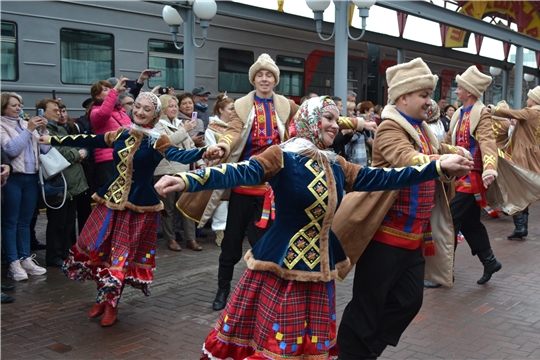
xmin=20 ymin=254 xmax=47 ymax=276
xmin=8 ymin=260 xmax=28 ymax=281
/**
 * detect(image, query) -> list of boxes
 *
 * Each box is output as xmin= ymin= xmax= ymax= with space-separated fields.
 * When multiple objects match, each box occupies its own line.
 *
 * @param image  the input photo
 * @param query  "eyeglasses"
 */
xmin=123 ymin=102 xmax=134 ymax=106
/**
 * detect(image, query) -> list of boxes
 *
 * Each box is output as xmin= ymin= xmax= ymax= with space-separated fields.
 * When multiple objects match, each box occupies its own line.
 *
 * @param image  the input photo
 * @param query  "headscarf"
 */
xmin=131 ymin=92 xmax=163 ymax=144
xmin=426 ymin=99 xmax=440 ymax=123
xmin=291 ymin=96 xmax=339 ymax=150
xmin=282 ymin=96 xmax=339 ymax=163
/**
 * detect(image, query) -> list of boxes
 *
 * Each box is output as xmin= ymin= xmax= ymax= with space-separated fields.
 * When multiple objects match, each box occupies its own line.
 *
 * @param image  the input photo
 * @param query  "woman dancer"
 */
xmin=155 ymin=96 xmax=472 ymax=359
xmin=39 ymin=82 xmax=216 ymax=327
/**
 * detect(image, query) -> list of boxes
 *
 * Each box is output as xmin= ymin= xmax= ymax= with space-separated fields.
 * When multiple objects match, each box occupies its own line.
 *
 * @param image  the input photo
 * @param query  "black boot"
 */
xmin=212 ymin=280 xmax=230 ymax=311
xmin=477 ymin=249 xmax=502 ymax=284
xmin=507 ymin=210 xmax=528 ymax=239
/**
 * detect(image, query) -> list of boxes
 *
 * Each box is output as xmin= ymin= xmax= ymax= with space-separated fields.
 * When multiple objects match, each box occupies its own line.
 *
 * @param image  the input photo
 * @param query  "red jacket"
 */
xmin=89 ymin=89 xmax=132 ymax=164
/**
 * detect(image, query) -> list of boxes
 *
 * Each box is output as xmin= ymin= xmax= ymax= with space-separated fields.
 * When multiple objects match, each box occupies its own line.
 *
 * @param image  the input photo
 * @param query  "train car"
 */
xmin=1 ymin=0 xmax=531 ymax=116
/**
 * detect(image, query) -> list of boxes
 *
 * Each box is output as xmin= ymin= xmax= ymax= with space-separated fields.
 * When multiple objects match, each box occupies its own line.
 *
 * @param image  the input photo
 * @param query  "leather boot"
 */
xmin=507 ymin=212 xmax=528 ymax=239
xmin=88 ymin=302 xmax=106 ymax=318
xmin=476 ymin=249 xmax=502 ymax=284
xmin=212 ymin=280 xmax=230 ymax=311
xmin=100 ymin=303 xmax=118 ymax=327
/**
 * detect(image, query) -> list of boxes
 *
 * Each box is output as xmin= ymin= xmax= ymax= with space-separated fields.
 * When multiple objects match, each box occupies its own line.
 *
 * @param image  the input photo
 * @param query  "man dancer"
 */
xmin=337 ymin=58 xmax=472 ymax=359
xmin=486 ymin=85 xmax=540 ymax=239
xmin=445 ymin=65 xmax=501 ymax=285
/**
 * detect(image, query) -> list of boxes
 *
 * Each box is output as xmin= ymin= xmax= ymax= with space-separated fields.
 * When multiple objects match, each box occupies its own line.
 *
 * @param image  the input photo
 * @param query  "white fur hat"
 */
xmin=456 ymin=65 xmax=492 ymax=98
xmin=249 ymin=53 xmax=280 ymax=86
xmin=386 ymin=58 xmax=438 ymax=102
xmin=527 ymin=86 xmax=540 ymax=105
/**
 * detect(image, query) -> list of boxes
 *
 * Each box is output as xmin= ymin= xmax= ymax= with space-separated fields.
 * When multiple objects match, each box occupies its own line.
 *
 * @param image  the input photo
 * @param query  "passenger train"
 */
xmin=1 ymin=0 xmax=534 ymax=116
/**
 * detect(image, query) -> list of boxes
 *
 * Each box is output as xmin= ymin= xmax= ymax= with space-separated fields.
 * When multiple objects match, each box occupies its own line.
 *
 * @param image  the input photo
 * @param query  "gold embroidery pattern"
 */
xmin=411 ymin=154 xmax=430 ymax=165
xmin=482 ymin=154 xmax=496 ymax=171
xmin=284 ymin=160 xmax=327 ymax=270
xmin=104 ymin=135 xmax=136 ymax=203
xmin=184 ymin=161 xmax=248 ymax=186
xmin=534 ymin=125 xmax=540 ymax=145
xmin=54 ymin=134 xmax=94 ymax=143
xmin=220 ymin=134 xmax=233 ymax=147
xmin=337 ymin=116 xmax=355 ymax=130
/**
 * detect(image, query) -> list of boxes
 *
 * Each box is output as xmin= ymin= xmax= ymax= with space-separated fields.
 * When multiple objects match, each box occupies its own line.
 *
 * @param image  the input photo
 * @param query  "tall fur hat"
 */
xmin=527 ymin=85 xmax=540 ymax=105
xmin=386 ymin=58 xmax=438 ymax=102
xmin=249 ymin=53 xmax=280 ymax=86
xmin=456 ymin=65 xmax=492 ymax=98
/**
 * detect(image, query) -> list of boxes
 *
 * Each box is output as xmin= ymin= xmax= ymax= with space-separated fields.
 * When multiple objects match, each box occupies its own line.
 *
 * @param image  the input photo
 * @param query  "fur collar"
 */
xmin=448 ymin=99 xmax=484 ymax=144
xmin=531 ymin=105 xmax=540 ymax=111
xmin=380 ymin=105 xmax=440 ymax=153
xmin=234 ymin=90 xmax=290 ymax=125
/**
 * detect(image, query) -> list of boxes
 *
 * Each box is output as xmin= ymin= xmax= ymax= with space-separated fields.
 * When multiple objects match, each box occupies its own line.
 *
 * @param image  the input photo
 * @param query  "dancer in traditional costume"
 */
xmin=39 ymin=85 xmax=215 ymax=327
xmin=155 ymin=96 xmax=472 ymax=360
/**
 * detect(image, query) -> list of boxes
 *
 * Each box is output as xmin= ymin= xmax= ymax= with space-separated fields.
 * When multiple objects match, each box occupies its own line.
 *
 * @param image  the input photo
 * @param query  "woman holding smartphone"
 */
xmin=176 ymin=92 xmax=206 ymax=147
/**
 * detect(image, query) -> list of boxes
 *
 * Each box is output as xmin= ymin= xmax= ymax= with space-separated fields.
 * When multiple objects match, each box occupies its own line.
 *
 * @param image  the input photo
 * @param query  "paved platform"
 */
xmin=2 ymin=202 xmax=539 ymax=359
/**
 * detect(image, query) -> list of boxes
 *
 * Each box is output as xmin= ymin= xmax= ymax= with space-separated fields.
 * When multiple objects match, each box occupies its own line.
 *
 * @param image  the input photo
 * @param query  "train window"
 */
xmin=1 ymin=22 xmax=18 ymax=81
xmin=218 ymin=48 xmax=253 ymax=93
xmin=148 ymin=40 xmax=184 ymax=90
xmin=60 ymin=29 xmax=113 ymax=85
xmin=275 ymin=56 xmax=304 ymax=97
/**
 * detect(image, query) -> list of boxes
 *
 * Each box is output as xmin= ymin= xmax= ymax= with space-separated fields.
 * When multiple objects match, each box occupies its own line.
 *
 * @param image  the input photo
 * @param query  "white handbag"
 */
xmin=39 ymin=147 xmax=70 ymax=179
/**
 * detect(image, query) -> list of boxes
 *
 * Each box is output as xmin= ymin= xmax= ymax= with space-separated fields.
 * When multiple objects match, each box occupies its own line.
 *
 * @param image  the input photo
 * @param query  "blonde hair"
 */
xmin=346 ymin=101 xmax=356 ymax=111
xmin=1 ymin=92 xmax=23 ymax=115
xmin=159 ymin=95 xmax=178 ymax=119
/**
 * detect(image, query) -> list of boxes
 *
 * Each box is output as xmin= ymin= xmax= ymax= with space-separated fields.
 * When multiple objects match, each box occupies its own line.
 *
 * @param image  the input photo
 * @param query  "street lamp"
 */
xmin=524 ymin=73 xmax=535 ymax=83
xmin=306 ymin=0 xmax=376 ymax=113
xmin=489 ymin=66 xmax=502 ymax=78
xmin=162 ymin=0 xmax=217 ymax=92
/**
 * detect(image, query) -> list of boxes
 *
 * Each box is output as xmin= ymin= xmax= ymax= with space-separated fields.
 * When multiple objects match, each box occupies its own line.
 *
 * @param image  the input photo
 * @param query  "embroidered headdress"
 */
xmin=136 ymin=92 xmax=162 ymax=125
xmin=426 ymin=99 xmax=440 ymax=123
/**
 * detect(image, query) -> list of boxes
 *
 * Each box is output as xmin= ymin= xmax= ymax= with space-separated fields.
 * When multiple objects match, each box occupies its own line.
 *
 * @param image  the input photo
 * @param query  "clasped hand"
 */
xmin=440 ymin=154 xmax=473 ymax=178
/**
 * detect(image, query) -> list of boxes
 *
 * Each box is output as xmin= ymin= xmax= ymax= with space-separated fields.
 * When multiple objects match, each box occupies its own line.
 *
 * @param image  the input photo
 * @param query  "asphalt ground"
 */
xmin=2 ymin=202 xmax=539 ymax=359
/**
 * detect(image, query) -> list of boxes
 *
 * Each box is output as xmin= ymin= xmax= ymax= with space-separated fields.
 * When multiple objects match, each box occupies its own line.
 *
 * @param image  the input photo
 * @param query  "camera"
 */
xmin=159 ymin=87 xmax=169 ymax=95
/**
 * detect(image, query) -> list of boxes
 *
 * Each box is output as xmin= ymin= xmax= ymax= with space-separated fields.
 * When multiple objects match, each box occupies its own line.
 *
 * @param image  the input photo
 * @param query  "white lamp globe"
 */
xmin=352 ymin=0 xmax=376 ymax=8
xmin=489 ymin=66 xmax=502 ymax=77
xmin=524 ymin=73 xmax=535 ymax=82
xmin=162 ymin=5 xmax=184 ymax=26
xmin=306 ymin=0 xmax=331 ymax=12
xmin=193 ymin=0 xmax=217 ymax=20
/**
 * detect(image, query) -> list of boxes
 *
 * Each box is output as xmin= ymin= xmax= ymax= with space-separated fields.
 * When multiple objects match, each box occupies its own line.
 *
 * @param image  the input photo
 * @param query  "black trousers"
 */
xmin=450 ymin=192 xmax=491 ymax=256
xmin=46 ymin=197 xmax=77 ymax=264
xmin=337 ymin=241 xmax=425 ymax=359
xmin=217 ymin=191 xmax=272 ymax=286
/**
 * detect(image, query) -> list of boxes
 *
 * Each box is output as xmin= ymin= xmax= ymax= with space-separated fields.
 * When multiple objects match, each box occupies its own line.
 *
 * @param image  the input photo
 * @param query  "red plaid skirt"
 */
xmin=202 ymin=270 xmax=338 ymax=360
xmin=63 ymin=204 xmax=159 ymax=307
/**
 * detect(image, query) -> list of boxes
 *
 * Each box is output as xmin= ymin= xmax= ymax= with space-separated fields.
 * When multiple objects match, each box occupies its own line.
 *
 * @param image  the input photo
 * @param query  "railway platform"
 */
xmin=2 ymin=202 xmax=540 ymax=359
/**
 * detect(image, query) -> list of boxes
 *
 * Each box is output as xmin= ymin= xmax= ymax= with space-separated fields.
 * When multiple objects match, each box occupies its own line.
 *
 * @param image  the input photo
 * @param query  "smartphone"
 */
xmin=37 ymin=108 xmax=44 ymax=117
xmin=191 ymin=111 xmax=198 ymax=121
xmin=197 ymin=131 xmax=205 ymax=136
xmin=151 ymin=70 xmax=162 ymax=77
xmin=124 ymin=80 xmax=138 ymax=90
xmin=52 ymin=90 xmax=57 ymax=100
xmin=159 ymin=87 xmax=169 ymax=95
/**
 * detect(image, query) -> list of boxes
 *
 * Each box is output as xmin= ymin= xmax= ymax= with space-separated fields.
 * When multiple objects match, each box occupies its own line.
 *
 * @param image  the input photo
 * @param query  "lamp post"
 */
xmin=306 ymin=0 xmax=376 ymax=113
xmin=162 ymin=0 xmax=217 ymax=92
xmin=489 ymin=66 xmax=504 ymax=103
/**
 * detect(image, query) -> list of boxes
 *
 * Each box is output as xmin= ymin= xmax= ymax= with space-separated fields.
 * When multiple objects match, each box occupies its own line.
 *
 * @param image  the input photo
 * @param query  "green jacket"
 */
xmin=46 ymin=122 xmax=88 ymax=198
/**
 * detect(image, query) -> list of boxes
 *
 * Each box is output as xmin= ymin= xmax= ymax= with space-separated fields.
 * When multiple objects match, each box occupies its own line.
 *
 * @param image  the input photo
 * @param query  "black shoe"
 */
xmin=477 ymin=249 xmax=502 ymax=285
xmin=508 ymin=212 xmax=528 ymax=239
xmin=1 ymin=292 xmax=14 ymax=303
xmin=46 ymin=259 xmax=64 ymax=267
xmin=1 ymin=284 xmax=14 ymax=291
xmin=424 ymin=280 xmax=442 ymax=289
xmin=212 ymin=287 xmax=230 ymax=311
xmin=31 ymin=241 xmax=46 ymax=251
